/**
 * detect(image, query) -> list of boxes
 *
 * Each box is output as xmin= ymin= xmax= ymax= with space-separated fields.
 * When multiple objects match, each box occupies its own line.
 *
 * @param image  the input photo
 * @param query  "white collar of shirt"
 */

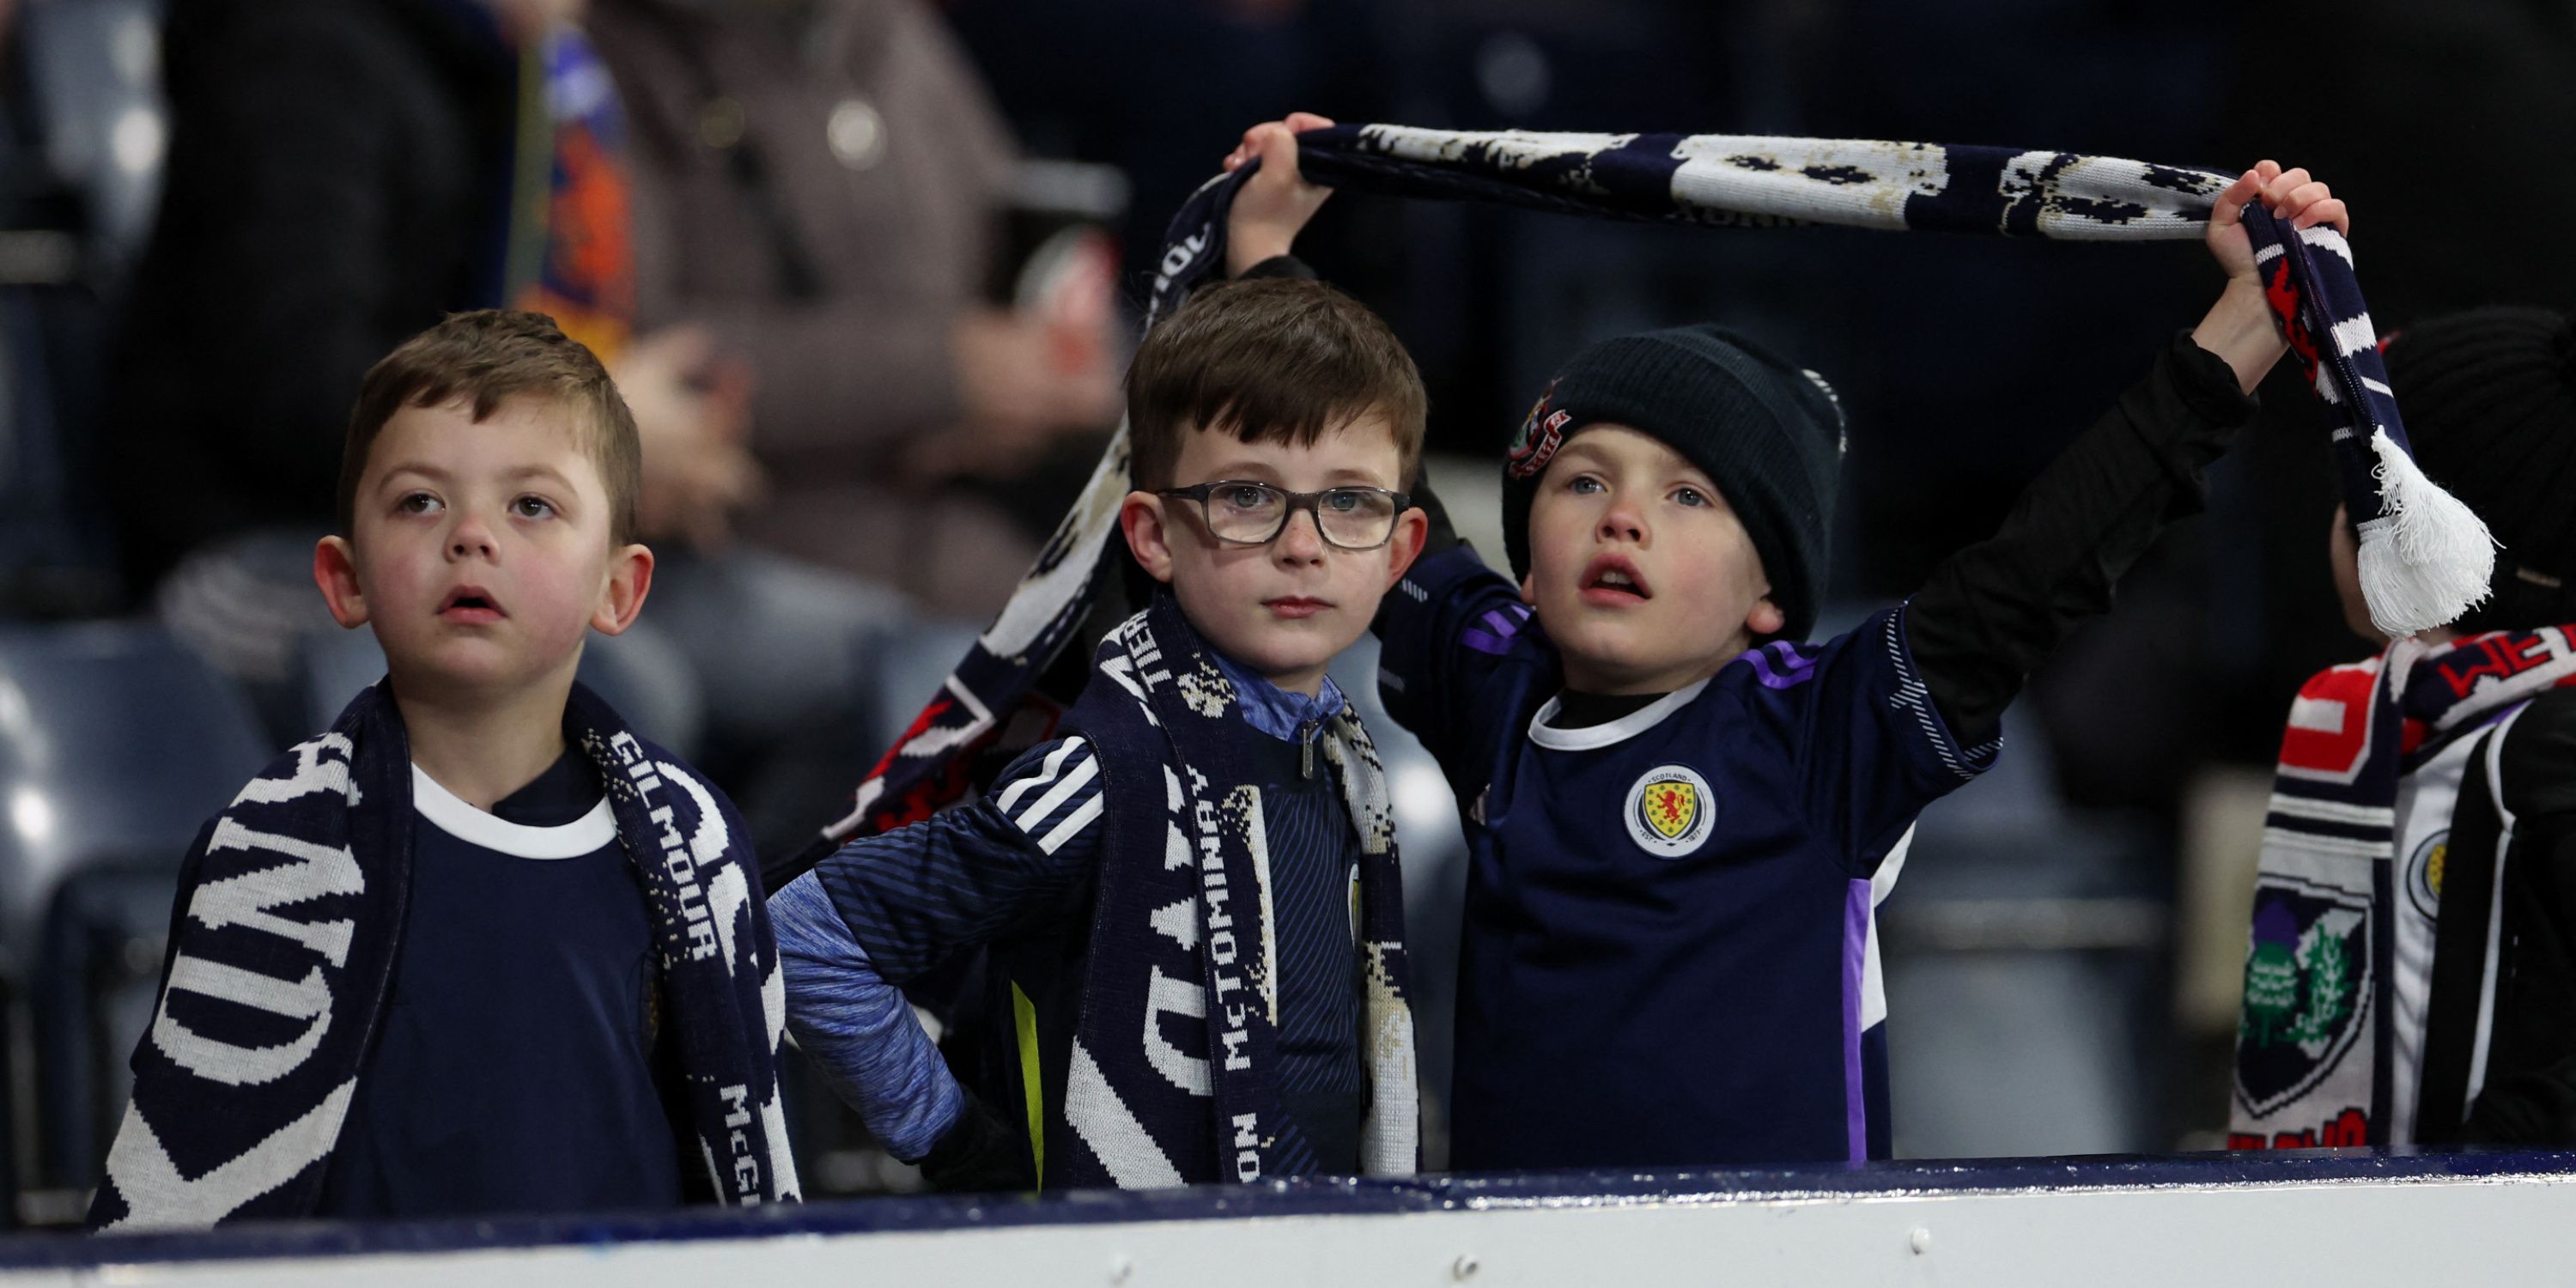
xmin=411 ymin=763 xmax=617 ymax=860
xmin=1526 ymin=677 xmax=1714 ymax=751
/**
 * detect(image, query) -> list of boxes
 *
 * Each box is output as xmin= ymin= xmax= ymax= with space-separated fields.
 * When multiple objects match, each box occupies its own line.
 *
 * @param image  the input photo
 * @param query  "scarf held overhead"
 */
xmin=1048 ymin=595 xmax=1415 ymax=1187
xmin=93 ymin=683 xmax=798 ymax=1230
xmin=786 ymin=124 xmax=2487 ymax=873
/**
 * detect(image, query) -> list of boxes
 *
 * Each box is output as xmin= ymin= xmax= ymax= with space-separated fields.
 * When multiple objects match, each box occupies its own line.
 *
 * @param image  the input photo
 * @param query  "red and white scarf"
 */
xmin=2233 ymin=627 xmax=2576 ymax=1148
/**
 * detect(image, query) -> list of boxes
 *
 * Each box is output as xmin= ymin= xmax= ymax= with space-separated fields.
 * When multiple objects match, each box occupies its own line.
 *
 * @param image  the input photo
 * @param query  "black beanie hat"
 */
xmin=1500 ymin=325 xmax=1847 ymax=641
xmin=2382 ymin=306 xmax=2576 ymax=625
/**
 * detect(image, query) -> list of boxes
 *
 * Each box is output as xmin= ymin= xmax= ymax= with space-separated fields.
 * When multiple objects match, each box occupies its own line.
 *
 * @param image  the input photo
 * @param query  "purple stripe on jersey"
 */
xmin=1843 ymin=878 xmax=1869 ymax=1163
xmin=1461 ymin=606 xmax=1530 ymax=657
xmin=1747 ymin=641 xmax=1818 ymax=690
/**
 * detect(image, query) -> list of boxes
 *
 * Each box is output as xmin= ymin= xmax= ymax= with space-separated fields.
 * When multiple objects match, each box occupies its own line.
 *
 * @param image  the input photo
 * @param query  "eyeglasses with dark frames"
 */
xmin=1156 ymin=480 xmax=1415 ymax=550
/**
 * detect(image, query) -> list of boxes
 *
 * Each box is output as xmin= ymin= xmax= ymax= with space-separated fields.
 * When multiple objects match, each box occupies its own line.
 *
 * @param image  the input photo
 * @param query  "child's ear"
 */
xmin=1380 ymin=507 xmax=1430 ymax=588
xmin=313 ymin=536 xmax=370 ymax=629
xmin=592 ymin=543 xmax=655 ymax=635
xmin=1120 ymin=491 xmax=1179 ymax=584
xmin=1747 ymin=596 xmax=1787 ymax=639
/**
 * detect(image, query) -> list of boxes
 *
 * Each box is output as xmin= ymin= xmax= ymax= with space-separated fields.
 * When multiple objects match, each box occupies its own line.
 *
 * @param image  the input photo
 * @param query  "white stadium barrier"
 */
xmin=9 ymin=1151 xmax=2575 ymax=1287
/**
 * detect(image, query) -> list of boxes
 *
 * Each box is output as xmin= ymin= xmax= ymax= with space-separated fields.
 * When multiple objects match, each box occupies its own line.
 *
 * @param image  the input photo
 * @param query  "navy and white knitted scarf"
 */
xmin=2232 ymin=627 xmax=2576 ymax=1149
xmin=1048 ymin=594 xmax=1415 ymax=1187
xmin=785 ymin=125 xmax=2487 ymax=874
xmin=93 ymin=683 xmax=798 ymax=1230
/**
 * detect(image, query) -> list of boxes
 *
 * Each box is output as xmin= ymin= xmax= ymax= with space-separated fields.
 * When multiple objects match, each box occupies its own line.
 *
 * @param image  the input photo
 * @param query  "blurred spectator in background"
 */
xmin=108 ymin=0 xmax=528 ymax=598
xmin=946 ymin=0 xmax=1407 ymax=295
xmin=586 ymin=0 xmax=1123 ymax=619
xmin=944 ymin=0 xmax=1424 ymax=455
xmin=97 ymin=0 xmax=714 ymax=746
xmin=88 ymin=0 xmax=947 ymax=854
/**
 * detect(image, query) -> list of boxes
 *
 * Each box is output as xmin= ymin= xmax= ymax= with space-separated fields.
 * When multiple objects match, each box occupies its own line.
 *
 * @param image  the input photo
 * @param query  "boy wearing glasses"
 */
xmin=771 ymin=277 xmax=1431 ymax=1189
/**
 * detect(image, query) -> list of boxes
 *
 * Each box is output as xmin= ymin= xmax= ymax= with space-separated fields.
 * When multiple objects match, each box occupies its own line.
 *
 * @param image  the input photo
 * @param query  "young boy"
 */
xmin=1223 ymin=116 xmax=2345 ymax=1169
xmin=91 ymin=311 xmax=796 ymax=1230
xmin=2233 ymin=306 xmax=2576 ymax=1150
xmin=771 ymin=278 xmax=1432 ymax=1188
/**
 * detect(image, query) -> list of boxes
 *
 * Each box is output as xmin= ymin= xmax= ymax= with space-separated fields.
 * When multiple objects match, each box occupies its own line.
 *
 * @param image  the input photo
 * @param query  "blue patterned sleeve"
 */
xmin=774 ymin=736 xmax=1109 ymax=1158
xmin=771 ymin=872 xmax=960 ymax=1161
xmin=811 ymin=736 xmax=1107 ymax=983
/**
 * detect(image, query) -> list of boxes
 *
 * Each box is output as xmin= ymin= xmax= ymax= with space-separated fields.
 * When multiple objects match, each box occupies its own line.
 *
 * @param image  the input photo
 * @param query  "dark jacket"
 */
xmin=104 ymin=0 xmax=516 ymax=587
xmin=2417 ymin=686 xmax=2576 ymax=1145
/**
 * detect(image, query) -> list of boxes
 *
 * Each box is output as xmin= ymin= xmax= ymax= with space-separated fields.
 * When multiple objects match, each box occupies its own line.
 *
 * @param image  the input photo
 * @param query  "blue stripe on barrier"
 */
xmin=16 ymin=1149 xmax=2576 ymax=1270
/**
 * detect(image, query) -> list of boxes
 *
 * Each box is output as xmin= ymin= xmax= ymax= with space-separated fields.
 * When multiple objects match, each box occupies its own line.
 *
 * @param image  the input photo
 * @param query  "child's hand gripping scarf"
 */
xmin=776 ymin=125 xmax=2485 ymax=881
xmin=90 ymin=683 xmax=798 ymax=1230
xmin=2232 ymin=628 xmax=2576 ymax=1149
xmin=1051 ymin=593 xmax=1416 ymax=1186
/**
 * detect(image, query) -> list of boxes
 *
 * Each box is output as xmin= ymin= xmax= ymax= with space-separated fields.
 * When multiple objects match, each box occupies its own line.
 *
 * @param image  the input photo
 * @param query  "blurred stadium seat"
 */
xmin=1 ymin=0 xmax=170 ymax=618
xmin=1 ymin=0 xmax=170 ymax=620
xmin=0 ymin=621 xmax=264 ymax=1212
xmin=21 ymin=0 xmax=167 ymax=275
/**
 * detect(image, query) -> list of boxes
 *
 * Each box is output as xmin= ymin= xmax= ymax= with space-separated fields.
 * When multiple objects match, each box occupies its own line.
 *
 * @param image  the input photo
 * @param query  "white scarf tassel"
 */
xmin=2358 ymin=427 xmax=2497 ymax=638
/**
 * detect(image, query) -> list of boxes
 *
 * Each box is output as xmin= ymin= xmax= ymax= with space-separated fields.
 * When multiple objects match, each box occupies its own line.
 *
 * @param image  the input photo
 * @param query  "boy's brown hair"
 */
xmin=1126 ymin=277 xmax=1427 ymax=490
xmin=336 ymin=309 xmax=643 ymax=544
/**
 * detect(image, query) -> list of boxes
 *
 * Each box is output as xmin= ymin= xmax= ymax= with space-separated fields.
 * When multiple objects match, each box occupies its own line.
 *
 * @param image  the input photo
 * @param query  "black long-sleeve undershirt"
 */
xmin=1905 ymin=333 xmax=2257 ymax=744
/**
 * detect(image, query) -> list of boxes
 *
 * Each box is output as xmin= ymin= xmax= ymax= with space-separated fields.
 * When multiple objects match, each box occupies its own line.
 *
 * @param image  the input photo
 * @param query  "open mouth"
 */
xmin=437 ymin=586 xmax=505 ymax=621
xmin=1580 ymin=556 xmax=1651 ymax=604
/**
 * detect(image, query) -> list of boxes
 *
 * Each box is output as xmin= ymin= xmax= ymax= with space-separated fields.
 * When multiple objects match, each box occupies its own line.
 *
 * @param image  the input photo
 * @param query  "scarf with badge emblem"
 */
xmin=2232 ymin=627 xmax=2576 ymax=1149
xmin=1042 ymin=592 xmax=1416 ymax=1187
xmin=91 ymin=682 xmax=797 ymax=1230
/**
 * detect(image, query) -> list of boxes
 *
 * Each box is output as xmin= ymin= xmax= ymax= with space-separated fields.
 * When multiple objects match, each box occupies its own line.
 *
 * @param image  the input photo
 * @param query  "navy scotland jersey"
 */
xmin=319 ymin=754 xmax=689 ymax=1218
xmin=1379 ymin=546 xmax=1996 ymax=1171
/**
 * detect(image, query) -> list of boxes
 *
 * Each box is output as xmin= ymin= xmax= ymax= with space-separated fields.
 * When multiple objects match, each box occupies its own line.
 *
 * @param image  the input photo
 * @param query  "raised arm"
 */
xmin=1905 ymin=163 xmax=2348 ymax=744
xmin=1222 ymin=112 xmax=1339 ymax=277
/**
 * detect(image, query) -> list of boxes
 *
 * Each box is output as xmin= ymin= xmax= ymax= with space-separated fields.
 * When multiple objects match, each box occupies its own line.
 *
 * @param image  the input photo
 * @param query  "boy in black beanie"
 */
xmin=2233 ymin=306 xmax=2576 ymax=1151
xmin=1224 ymin=116 xmax=2345 ymax=1169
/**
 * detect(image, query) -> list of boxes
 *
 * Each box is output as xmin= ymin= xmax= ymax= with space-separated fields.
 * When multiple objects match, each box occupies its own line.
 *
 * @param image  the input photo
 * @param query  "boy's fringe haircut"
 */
xmin=1125 ymin=277 xmax=1426 ymax=490
xmin=337 ymin=309 xmax=643 ymax=545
